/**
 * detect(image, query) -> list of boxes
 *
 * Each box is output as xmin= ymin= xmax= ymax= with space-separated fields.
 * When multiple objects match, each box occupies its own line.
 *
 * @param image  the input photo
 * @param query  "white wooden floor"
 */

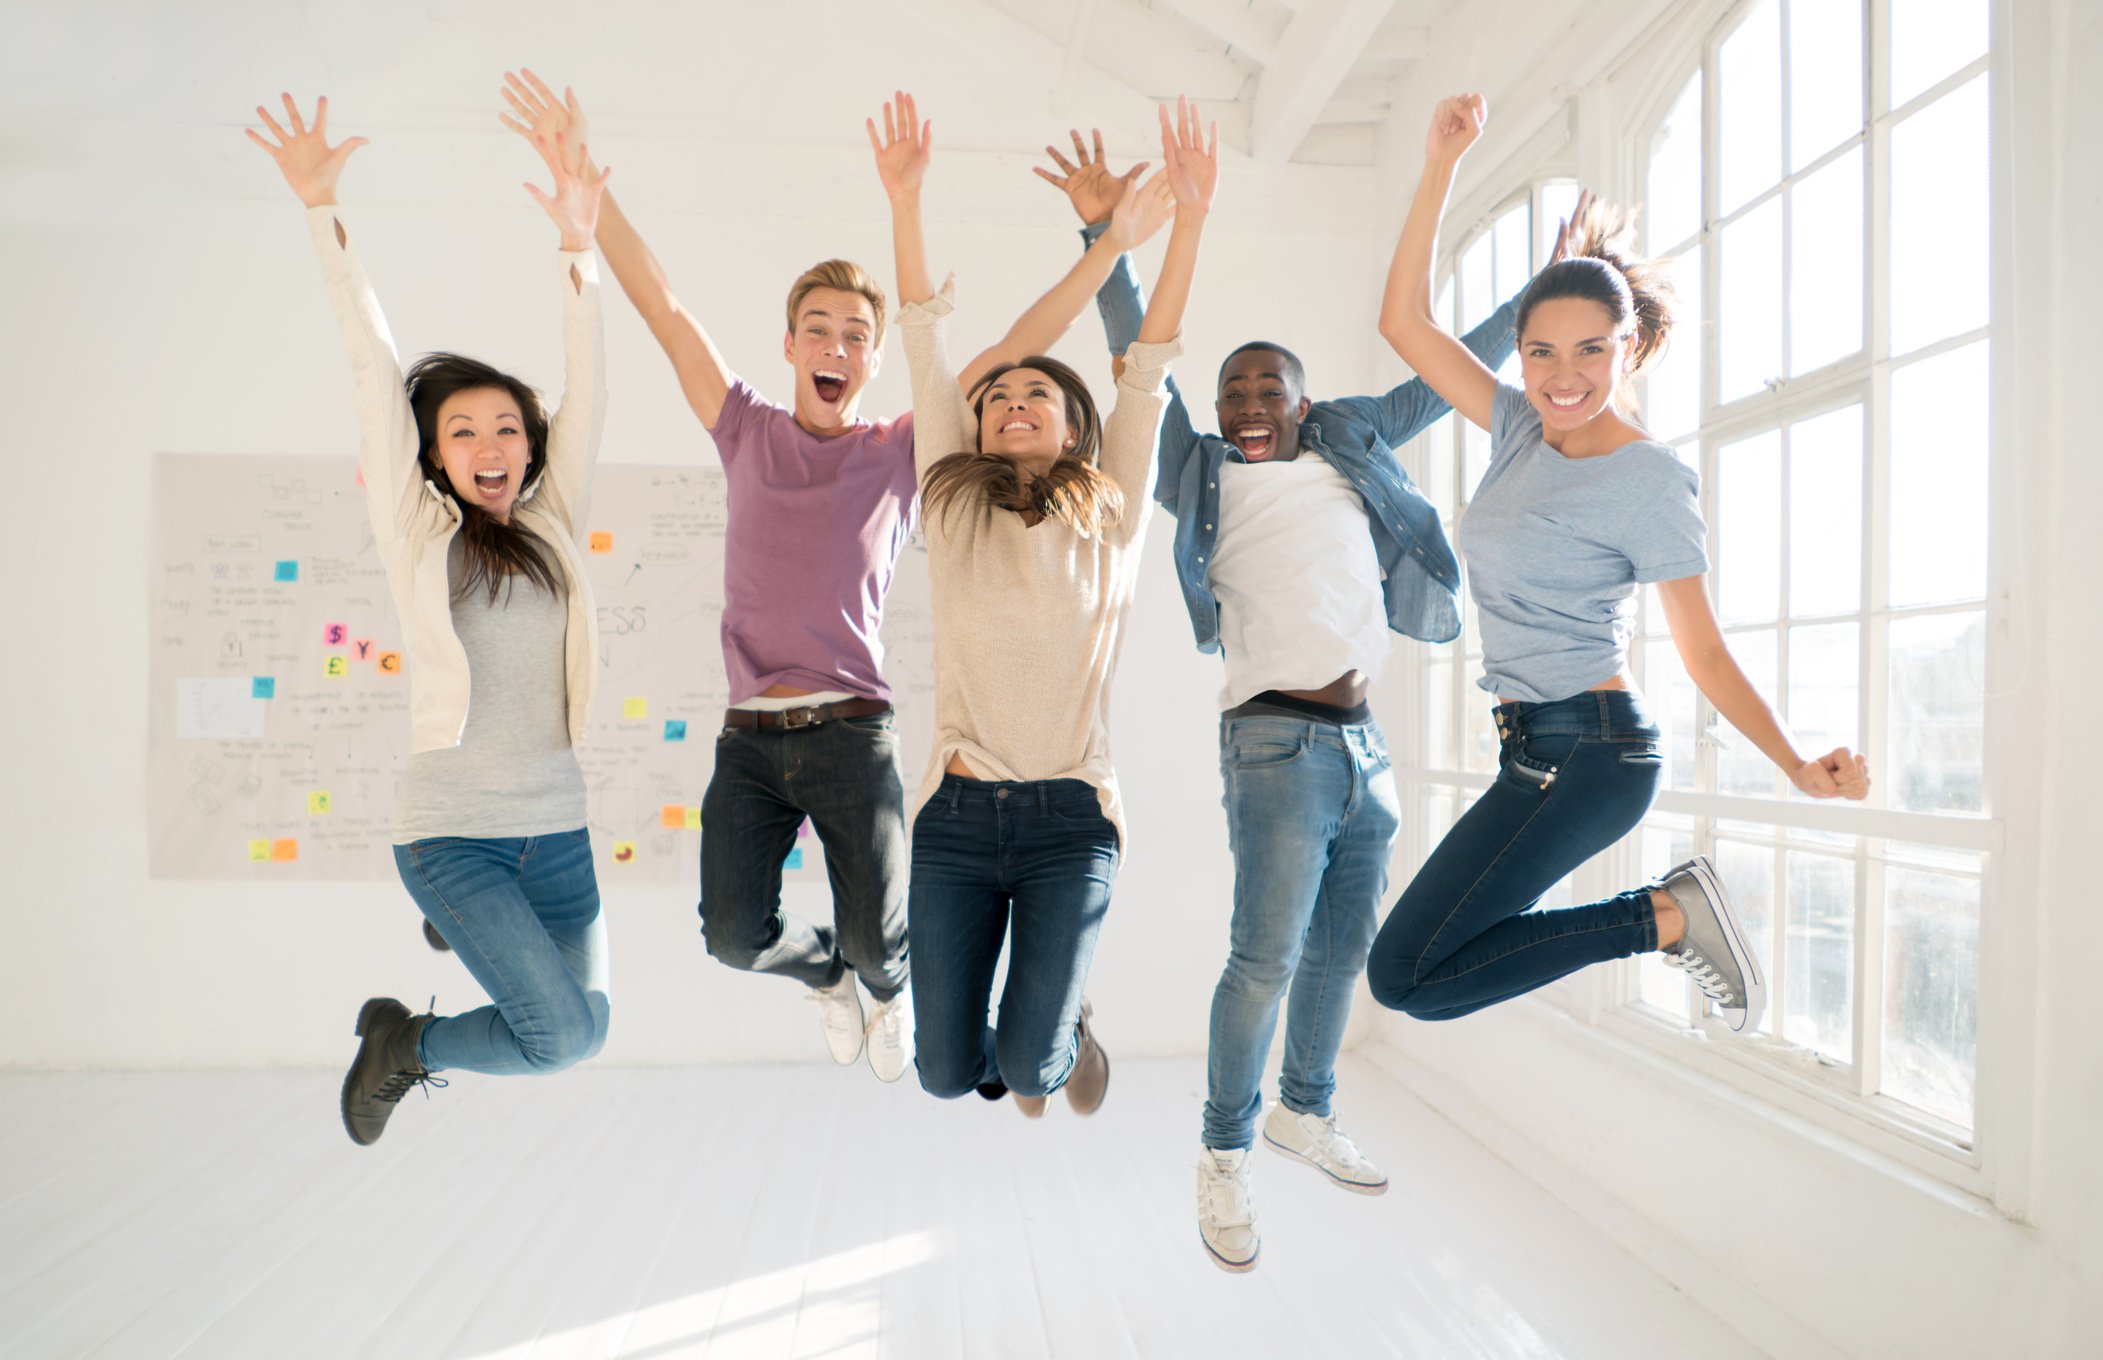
xmin=0 ymin=1055 xmax=1762 ymax=1360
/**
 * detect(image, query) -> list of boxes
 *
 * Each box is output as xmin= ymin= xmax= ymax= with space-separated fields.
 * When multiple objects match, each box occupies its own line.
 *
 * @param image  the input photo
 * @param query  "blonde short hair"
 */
xmin=784 ymin=259 xmax=888 ymax=346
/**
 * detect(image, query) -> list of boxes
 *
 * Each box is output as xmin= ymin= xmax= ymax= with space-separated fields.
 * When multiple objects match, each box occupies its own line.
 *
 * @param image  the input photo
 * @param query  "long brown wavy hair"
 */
xmin=406 ymin=352 xmax=562 ymax=605
xmin=1515 ymin=199 xmax=1677 ymax=385
xmin=921 ymin=355 xmax=1124 ymax=538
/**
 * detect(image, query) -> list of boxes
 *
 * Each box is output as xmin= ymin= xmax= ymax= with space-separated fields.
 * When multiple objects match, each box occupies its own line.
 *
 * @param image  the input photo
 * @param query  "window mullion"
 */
xmin=1858 ymin=842 xmax=1888 ymax=1096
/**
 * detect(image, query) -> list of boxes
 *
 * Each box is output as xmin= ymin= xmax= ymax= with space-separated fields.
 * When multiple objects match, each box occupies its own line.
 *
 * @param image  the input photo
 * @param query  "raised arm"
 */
xmin=1040 ymin=133 xmax=1203 ymax=510
xmin=246 ymin=94 xmax=425 ymax=540
xmin=517 ymin=118 xmax=612 ymax=533
xmin=501 ymin=70 xmax=735 ymax=430
xmin=1376 ymin=95 xmax=1501 ymax=432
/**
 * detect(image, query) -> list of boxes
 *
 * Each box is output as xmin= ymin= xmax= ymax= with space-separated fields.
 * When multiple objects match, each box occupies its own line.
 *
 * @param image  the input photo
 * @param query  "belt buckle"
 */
xmin=781 ymin=704 xmax=822 ymax=730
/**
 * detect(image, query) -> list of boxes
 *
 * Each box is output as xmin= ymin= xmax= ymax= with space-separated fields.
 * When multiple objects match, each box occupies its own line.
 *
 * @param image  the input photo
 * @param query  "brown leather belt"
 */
xmin=723 ymin=697 xmax=891 ymax=732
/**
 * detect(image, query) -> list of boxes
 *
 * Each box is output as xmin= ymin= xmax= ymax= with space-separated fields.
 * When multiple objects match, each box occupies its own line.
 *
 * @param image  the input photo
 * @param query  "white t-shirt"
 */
xmin=1208 ymin=452 xmax=1391 ymax=710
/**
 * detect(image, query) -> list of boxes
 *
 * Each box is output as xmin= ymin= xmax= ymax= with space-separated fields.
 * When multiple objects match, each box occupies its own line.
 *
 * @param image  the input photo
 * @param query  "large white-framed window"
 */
xmin=1403 ymin=0 xmax=1997 ymax=1176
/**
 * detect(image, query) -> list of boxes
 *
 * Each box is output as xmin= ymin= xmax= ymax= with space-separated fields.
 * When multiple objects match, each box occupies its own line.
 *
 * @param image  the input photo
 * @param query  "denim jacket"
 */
xmin=1081 ymin=222 xmax=1518 ymax=649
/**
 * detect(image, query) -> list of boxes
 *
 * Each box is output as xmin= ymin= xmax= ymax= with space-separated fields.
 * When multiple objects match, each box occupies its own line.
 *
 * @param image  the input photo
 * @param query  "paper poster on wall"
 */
xmin=148 ymin=455 xmax=935 ymax=884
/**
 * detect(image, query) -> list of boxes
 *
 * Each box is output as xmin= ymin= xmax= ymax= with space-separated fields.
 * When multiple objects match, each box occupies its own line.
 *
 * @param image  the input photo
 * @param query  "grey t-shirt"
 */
xmin=394 ymin=536 xmax=588 ymax=842
xmin=1458 ymin=384 xmax=1709 ymax=703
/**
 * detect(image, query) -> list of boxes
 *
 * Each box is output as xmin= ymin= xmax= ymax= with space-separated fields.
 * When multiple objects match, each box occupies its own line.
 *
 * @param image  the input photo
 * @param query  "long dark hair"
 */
xmin=1515 ymin=200 xmax=1677 ymax=384
xmin=405 ymin=353 xmax=561 ymax=604
xmin=921 ymin=355 xmax=1123 ymax=538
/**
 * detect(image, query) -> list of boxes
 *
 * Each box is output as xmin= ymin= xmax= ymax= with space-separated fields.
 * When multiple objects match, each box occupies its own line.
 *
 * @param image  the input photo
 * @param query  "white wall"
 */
xmin=1360 ymin=0 xmax=2103 ymax=1355
xmin=0 ymin=0 xmax=1386 ymax=1069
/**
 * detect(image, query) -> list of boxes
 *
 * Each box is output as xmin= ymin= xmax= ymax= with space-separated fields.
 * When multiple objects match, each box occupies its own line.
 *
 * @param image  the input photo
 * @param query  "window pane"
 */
xmin=1719 ymin=197 xmax=1783 ymax=403
xmin=1640 ymin=622 xmax=1701 ymax=793
xmin=1788 ymin=0 xmax=1863 ymax=168
xmin=1717 ymin=430 xmax=1781 ymax=625
xmin=1646 ymin=244 xmax=1703 ymax=441
xmin=1788 ymin=404 xmax=1864 ymax=615
xmin=1647 ymin=73 xmax=1704 ymax=252
xmin=1882 ymin=857 xmax=1980 ymax=1127
xmin=1890 ymin=0 xmax=1988 ymax=108
xmin=1785 ymin=849 xmax=1855 ymax=1061
xmin=1789 ymin=146 xmax=1864 ymax=375
xmin=1714 ymin=838 xmax=1777 ymax=1036
xmin=1540 ymin=181 xmax=1581 ymax=262
xmin=1889 ymin=340 xmax=1989 ymax=606
xmin=1425 ymin=786 xmax=1456 ymax=851
xmin=1788 ymin=622 xmax=1861 ymax=766
xmin=1463 ymin=683 xmax=1498 ymax=775
xmin=1718 ymin=0 xmax=1783 ymax=214
xmin=1890 ymin=77 xmax=1989 ymax=355
xmin=1717 ymin=628 xmax=1780 ymax=796
xmin=1887 ymin=611 xmax=1986 ymax=813
xmin=1494 ymin=205 xmax=1532 ymax=302
xmin=1638 ymin=821 xmax=1698 ymax=1014
xmin=1426 ymin=656 xmax=1455 ymax=770
xmin=1460 ymin=232 xmax=1493 ymax=330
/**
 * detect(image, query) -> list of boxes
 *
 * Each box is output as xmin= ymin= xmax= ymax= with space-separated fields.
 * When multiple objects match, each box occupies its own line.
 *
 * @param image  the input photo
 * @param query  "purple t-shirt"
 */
xmin=708 ymin=380 xmax=918 ymax=704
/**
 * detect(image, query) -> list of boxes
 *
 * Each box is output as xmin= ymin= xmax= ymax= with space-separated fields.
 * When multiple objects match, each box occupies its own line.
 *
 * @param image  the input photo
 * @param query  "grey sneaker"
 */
xmin=341 ymin=997 xmax=441 ymax=1146
xmin=1658 ymin=856 xmax=1767 ymax=1033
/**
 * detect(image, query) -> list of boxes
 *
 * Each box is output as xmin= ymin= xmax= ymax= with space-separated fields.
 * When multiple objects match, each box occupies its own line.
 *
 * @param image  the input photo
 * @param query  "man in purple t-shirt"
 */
xmin=501 ymin=72 xmax=1164 ymax=1082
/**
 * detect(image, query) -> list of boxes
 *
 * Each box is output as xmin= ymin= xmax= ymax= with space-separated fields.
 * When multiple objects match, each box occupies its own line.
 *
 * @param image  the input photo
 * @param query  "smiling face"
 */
xmin=1518 ymin=295 xmax=1632 ymax=434
xmin=1215 ymin=349 xmax=1312 ymax=462
xmin=783 ymin=287 xmax=882 ymax=434
xmin=431 ymin=386 xmax=532 ymax=521
xmin=976 ymin=366 xmax=1077 ymax=474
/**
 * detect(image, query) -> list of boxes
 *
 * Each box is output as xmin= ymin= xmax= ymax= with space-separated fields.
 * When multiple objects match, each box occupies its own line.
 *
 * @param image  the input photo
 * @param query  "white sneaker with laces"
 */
xmin=864 ymin=987 xmax=914 ymax=1083
xmin=1261 ymin=1102 xmax=1389 ymax=1195
xmin=1196 ymin=1146 xmax=1260 ymax=1273
xmin=809 ymin=972 xmax=865 ymax=1065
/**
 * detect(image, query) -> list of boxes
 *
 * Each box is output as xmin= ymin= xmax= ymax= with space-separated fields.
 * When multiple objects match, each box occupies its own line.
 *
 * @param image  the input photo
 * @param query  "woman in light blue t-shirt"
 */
xmin=1363 ymin=94 xmax=1872 ymax=1036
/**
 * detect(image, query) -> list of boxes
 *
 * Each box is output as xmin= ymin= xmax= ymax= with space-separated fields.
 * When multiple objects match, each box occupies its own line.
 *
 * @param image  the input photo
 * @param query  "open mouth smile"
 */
xmin=1234 ymin=424 xmax=1275 ymax=457
xmin=1546 ymin=390 xmax=1590 ymax=411
xmin=813 ymin=369 xmax=848 ymax=403
xmin=471 ymin=468 xmax=510 ymax=500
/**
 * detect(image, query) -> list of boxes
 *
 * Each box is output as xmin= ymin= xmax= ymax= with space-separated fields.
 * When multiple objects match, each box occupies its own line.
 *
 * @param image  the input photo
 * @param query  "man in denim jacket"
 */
xmin=1039 ymin=134 xmax=1518 ymax=1273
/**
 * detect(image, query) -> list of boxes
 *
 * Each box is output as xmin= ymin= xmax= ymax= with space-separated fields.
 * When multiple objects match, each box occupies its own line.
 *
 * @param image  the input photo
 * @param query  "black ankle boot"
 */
xmin=340 ymin=997 xmax=439 ymax=1146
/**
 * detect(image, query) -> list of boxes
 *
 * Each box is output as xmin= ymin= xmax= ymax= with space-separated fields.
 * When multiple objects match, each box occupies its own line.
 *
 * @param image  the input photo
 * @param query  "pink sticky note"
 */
xmin=323 ymin=622 xmax=347 ymax=646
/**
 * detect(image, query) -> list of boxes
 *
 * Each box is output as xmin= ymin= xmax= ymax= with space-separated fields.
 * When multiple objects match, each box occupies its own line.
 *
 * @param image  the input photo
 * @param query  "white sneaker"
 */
xmin=1261 ymin=1103 xmax=1388 ymax=1195
xmin=809 ymin=972 xmax=865 ymax=1065
xmin=865 ymin=987 xmax=914 ymax=1083
xmin=1196 ymin=1147 xmax=1260 ymax=1273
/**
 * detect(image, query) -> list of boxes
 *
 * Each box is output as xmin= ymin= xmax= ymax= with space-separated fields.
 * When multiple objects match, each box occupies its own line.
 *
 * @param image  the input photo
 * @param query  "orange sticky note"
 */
xmin=660 ymin=804 xmax=685 ymax=829
xmin=247 ymin=839 xmax=272 ymax=862
xmin=622 ymin=697 xmax=648 ymax=720
xmin=589 ymin=531 xmax=613 ymax=553
xmin=270 ymin=838 xmax=299 ymax=862
xmin=377 ymin=651 xmax=403 ymax=675
xmin=307 ymin=791 xmax=331 ymax=815
xmin=612 ymin=840 xmax=636 ymax=864
xmin=683 ymin=806 xmax=702 ymax=830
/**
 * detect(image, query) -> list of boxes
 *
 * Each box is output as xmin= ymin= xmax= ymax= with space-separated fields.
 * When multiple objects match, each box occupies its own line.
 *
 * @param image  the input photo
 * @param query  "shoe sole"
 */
xmin=1199 ymin=1231 xmax=1259 ymax=1274
xmin=1066 ymin=1049 xmax=1109 ymax=1117
xmin=341 ymin=998 xmax=393 ymax=1147
xmin=1686 ymin=856 xmax=1767 ymax=1034
xmin=1260 ymin=1131 xmax=1389 ymax=1195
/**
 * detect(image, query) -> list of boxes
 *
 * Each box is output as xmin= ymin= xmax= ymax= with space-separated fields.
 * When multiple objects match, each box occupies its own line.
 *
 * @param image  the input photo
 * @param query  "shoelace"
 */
xmin=869 ymin=998 xmax=905 ymax=1042
xmin=1664 ymin=948 xmax=1738 ymax=1005
xmin=1201 ymin=1158 xmax=1254 ymax=1228
xmin=372 ymin=1069 xmax=449 ymax=1106
xmin=808 ymin=986 xmax=861 ymax=1034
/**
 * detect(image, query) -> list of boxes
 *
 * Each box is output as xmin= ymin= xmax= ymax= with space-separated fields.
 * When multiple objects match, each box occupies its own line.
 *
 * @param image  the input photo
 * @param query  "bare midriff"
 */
xmin=944 ymin=752 xmax=980 ymax=778
xmin=1278 ymin=670 xmax=1369 ymax=709
xmin=1496 ymin=672 xmax=1636 ymax=706
xmin=758 ymin=682 xmax=822 ymax=699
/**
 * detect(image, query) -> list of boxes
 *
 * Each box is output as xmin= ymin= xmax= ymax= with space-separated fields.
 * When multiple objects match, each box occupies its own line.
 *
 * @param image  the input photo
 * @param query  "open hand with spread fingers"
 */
xmin=523 ymin=126 xmax=612 ymax=252
xmin=867 ymin=91 xmax=933 ymax=204
xmin=1158 ymin=95 xmax=1219 ymax=214
xmin=498 ymin=67 xmax=590 ymax=178
xmin=245 ymin=93 xmax=368 ymax=208
xmin=1034 ymin=127 xmax=1147 ymax=227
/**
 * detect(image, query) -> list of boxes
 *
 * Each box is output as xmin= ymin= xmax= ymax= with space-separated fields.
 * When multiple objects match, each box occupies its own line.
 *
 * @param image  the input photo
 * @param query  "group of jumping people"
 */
xmin=244 ymin=76 xmax=1869 ymax=1274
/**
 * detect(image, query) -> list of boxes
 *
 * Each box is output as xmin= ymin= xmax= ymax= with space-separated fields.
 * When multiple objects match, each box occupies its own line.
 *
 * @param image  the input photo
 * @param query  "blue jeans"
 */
xmin=393 ymin=828 xmax=611 ymax=1074
xmin=909 ymin=776 xmax=1119 ymax=1100
xmin=1204 ymin=715 xmax=1400 ymax=1150
xmin=698 ymin=712 xmax=909 ymax=1001
xmin=1368 ymin=691 xmax=1664 ymax=1020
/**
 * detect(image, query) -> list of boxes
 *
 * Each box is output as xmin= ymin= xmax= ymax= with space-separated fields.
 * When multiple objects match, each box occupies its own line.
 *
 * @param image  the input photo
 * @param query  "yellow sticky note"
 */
xmin=622 ymin=697 xmax=648 ymax=720
xmin=247 ymin=839 xmax=272 ymax=862
xmin=270 ymin=838 xmax=299 ymax=862
xmin=612 ymin=840 xmax=637 ymax=864
xmin=660 ymin=804 xmax=685 ymax=829
xmin=683 ymin=806 xmax=702 ymax=830
xmin=589 ymin=531 xmax=613 ymax=553
xmin=323 ymin=655 xmax=348 ymax=678
xmin=308 ymin=791 xmax=331 ymax=815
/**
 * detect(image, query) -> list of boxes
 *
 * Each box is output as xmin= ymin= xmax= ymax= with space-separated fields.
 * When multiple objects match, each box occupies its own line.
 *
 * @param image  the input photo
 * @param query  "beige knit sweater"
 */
xmin=899 ymin=280 xmax=1181 ymax=847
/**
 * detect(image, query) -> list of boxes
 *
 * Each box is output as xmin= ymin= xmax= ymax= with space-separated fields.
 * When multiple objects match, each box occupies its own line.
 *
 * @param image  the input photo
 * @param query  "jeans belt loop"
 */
xmin=1597 ymin=691 xmax=1611 ymax=738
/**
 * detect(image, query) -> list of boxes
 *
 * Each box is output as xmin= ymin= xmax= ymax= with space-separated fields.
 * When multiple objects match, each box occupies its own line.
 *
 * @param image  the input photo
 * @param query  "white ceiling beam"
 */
xmin=1053 ymin=0 xmax=1101 ymax=114
xmin=1248 ymin=0 xmax=1396 ymax=162
xmin=1359 ymin=23 xmax=1428 ymax=63
xmin=1147 ymin=0 xmax=1287 ymax=66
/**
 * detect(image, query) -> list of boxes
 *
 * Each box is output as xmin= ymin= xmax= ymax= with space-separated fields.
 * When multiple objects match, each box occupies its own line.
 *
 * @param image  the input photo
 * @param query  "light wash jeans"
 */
xmin=393 ymin=827 xmax=611 ymax=1075
xmin=1203 ymin=715 xmax=1401 ymax=1151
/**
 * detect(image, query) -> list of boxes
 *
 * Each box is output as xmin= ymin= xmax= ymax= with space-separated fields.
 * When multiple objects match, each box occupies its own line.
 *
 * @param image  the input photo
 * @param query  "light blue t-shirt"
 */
xmin=1458 ymin=384 xmax=1709 ymax=703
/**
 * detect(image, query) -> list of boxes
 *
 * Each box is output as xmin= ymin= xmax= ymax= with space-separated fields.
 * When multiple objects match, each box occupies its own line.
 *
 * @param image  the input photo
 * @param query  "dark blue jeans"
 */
xmin=909 ymin=776 xmax=1120 ymax=1100
xmin=1368 ymin=691 xmax=1664 ymax=1020
xmin=394 ymin=828 xmax=610 ymax=1075
xmin=698 ymin=711 xmax=909 ymax=1001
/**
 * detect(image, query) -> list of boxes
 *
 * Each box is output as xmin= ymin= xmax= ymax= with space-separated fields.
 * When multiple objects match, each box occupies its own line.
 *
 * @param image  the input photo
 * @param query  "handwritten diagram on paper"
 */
xmin=148 ymin=454 xmax=936 ymax=883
